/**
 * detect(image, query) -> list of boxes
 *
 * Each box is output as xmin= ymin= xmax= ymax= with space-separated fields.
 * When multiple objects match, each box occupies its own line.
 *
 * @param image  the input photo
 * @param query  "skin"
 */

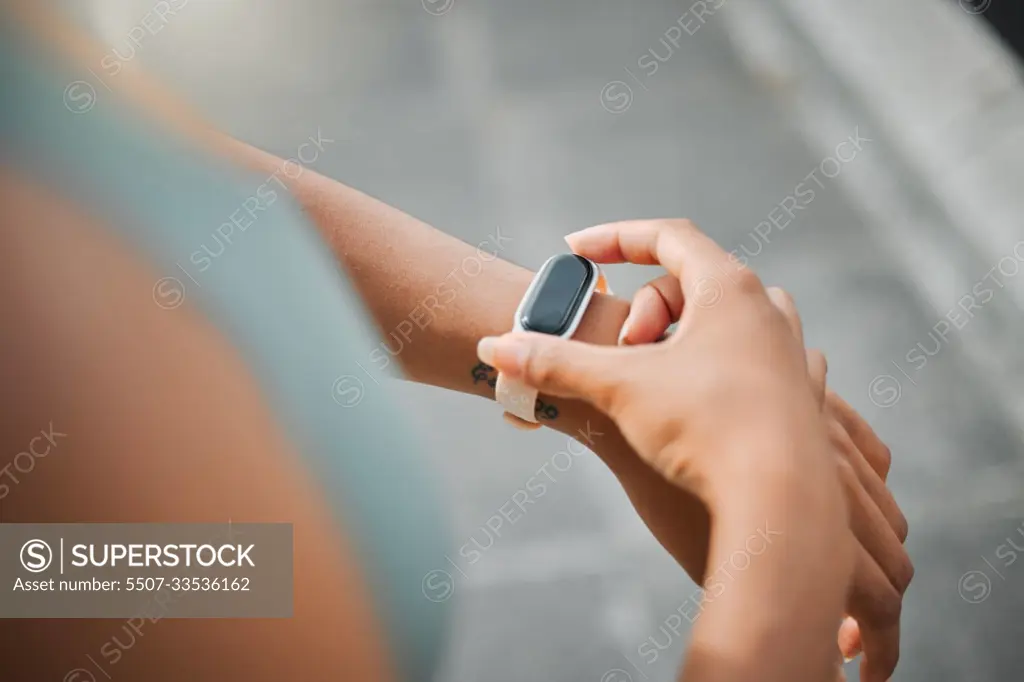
xmin=619 ymin=249 xmax=913 ymax=679
xmin=0 ymin=170 xmax=395 ymax=681
xmin=478 ymin=220 xmax=850 ymax=682
xmin=481 ymin=220 xmax=913 ymax=682
xmin=1 ymin=4 xmax=911 ymax=680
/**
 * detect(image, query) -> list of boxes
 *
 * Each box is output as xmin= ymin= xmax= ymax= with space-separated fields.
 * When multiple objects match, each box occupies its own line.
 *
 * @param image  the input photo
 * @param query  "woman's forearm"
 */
xmin=23 ymin=0 xmax=650 ymax=465
xmin=14 ymin=5 xmax=590 ymax=402
xmin=681 ymin=466 xmax=852 ymax=682
xmin=220 ymin=140 xmax=631 ymax=432
xmin=220 ymin=140 xmax=715 ymax=576
xmin=20 ymin=8 xmax=715 ymax=580
xmin=223 ymin=139 xmax=553 ymax=394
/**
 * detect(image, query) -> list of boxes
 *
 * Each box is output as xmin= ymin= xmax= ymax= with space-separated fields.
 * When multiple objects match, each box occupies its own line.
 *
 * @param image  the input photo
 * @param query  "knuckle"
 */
xmin=660 ymin=456 xmax=694 ymax=489
xmin=827 ymin=418 xmax=850 ymax=450
xmin=661 ymin=219 xmax=698 ymax=252
xmin=652 ymin=426 xmax=691 ymax=484
xmin=835 ymin=457 xmax=858 ymax=484
xmin=806 ymin=348 xmax=827 ymax=370
xmin=871 ymin=584 xmax=902 ymax=626
xmin=852 ymin=554 xmax=904 ymax=631
xmin=733 ymin=266 xmax=764 ymax=294
xmin=876 ymin=444 xmax=893 ymax=476
xmin=893 ymin=553 xmax=915 ymax=593
xmin=895 ymin=513 xmax=909 ymax=543
xmin=592 ymin=380 xmax=624 ymax=417
xmin=767 ymin=286 xmax=795 ymax=311
xmin=521 ymin=343 xmax=557 ymax=387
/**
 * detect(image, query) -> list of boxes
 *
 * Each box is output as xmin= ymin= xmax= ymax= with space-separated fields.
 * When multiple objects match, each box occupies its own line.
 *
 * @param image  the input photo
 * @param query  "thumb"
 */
xmin=477 ymin=332 xmax=625 ymax=412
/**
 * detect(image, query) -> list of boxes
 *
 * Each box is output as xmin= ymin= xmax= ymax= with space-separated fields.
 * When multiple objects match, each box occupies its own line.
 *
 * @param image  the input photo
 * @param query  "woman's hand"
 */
xmin=479 ymin=218 xmax=910 ymax=682
xmin=478 ymin=219 xmax=854 ymax=682
xmin=478 ymin=219 xmax=833 ymax=502
xmin=618 ymin=267 xmax=913 ymax=682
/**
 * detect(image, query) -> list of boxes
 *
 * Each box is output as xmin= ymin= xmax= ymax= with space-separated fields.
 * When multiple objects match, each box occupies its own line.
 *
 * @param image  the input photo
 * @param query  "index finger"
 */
xmin=565 ymin=219 xmax=739 ymax=292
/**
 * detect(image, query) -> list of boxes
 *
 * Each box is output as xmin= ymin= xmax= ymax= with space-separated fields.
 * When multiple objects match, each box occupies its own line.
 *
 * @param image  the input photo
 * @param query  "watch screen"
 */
xmin=519 ymin=254 xmax=595 ymax=335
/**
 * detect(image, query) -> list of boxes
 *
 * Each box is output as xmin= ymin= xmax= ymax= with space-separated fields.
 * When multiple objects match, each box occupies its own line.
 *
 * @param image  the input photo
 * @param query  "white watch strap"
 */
xmin=494 ymin=256 xmax=608 ymax=429
xmin=495 ymin=373 xmax=539 ymax=423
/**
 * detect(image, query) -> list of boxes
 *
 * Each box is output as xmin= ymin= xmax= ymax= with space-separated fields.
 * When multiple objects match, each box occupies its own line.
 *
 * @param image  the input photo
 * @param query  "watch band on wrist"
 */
xmin=495 ymin=253 xmax=608 ymax=429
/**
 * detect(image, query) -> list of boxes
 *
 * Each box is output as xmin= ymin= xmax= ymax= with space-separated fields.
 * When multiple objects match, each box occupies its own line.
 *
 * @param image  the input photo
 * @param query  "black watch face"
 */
xmin=519 ymin=254 xmax=595 ymax=335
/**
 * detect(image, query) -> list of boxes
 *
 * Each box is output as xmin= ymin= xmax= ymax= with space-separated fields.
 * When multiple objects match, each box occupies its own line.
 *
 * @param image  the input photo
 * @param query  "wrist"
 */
xmin=535 ymin=291 xmax=629 ymax=447
xmin=702 ymin=439 xmax=846 ymax=533
xmin=689 ymin=400 xmax=837 ymax=507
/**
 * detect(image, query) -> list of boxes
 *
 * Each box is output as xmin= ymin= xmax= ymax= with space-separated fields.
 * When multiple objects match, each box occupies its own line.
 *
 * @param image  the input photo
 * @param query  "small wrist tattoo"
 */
xmin=470 ymin=362 xmax=559 ymax=420
xmin=535 ymin=397 xmax=559 ymax=421
xmin=471 ymin=361 xmax=498 ymax=389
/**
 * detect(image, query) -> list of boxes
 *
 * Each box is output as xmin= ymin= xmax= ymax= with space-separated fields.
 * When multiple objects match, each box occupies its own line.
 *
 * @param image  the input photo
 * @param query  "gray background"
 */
xmin=58 ymin=0 xmax=1024 ymax=680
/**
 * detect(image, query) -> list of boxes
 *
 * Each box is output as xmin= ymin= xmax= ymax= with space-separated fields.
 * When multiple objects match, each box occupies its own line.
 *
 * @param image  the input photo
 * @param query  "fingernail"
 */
xmin=838 ymin=616 xmax=862 ymax=661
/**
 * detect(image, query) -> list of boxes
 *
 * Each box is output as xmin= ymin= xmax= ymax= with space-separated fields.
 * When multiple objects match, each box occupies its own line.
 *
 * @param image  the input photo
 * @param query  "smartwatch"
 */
xmin=495 ymin=253 xmax=608 ymax=427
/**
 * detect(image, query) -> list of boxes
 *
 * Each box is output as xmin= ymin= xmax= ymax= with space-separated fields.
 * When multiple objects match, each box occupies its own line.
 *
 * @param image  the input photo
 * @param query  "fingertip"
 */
xmin=564 ymin=226 xmax=603 ymax=251
xmin=476 ymin=334 xmax=530 ymax=377
xmin=622 ymin=283 xmax=676 ymax=345
xmin=562 ymin=223 xmax=627 ymax=263
xmin=477 ymin=336 xmax=499 ymax=366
